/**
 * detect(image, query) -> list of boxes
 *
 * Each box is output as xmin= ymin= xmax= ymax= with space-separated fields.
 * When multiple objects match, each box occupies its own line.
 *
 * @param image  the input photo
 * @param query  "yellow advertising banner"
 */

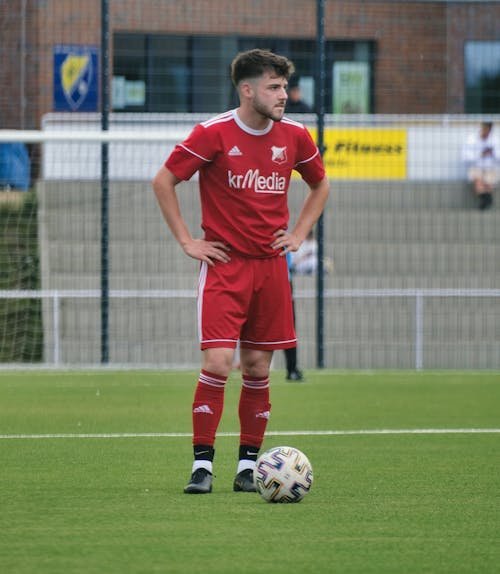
xmin=308 ymin=128 xmax=407 ymax=179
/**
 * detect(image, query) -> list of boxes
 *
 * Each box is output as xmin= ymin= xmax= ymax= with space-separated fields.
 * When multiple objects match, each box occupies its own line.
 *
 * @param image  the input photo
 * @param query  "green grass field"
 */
xmin=1 ymin=369 xmax=499 ymax=574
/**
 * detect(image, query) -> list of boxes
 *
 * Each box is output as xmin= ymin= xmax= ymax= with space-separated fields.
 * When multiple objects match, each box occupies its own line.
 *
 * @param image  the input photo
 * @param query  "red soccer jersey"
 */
xmin=165 ymin=109 xmax=325 ymax=258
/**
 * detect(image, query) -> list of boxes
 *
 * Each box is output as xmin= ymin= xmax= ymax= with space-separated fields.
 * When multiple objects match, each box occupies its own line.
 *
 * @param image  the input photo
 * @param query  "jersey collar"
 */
xmin=232 ymin=109 xmax=273 ymax=136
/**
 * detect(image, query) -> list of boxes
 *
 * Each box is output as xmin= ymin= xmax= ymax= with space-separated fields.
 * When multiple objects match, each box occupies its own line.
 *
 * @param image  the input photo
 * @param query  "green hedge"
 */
xmin=0 ymin=192 xmax=43 ymax=361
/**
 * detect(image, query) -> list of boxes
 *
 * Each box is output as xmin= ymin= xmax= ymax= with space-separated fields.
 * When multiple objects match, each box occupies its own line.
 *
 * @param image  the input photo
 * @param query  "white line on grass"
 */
xmin=0 ymin=429 xmax=499 ymax=440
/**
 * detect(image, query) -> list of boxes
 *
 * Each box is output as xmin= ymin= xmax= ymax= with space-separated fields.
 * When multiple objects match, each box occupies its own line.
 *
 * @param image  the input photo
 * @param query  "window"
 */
xmin=113 ymin=34 xmax=148 ymax=110
xmin=465 ymin=41 xmax=500 ymax=113
xmin=113 ymin=33 xmax=374 ymax=113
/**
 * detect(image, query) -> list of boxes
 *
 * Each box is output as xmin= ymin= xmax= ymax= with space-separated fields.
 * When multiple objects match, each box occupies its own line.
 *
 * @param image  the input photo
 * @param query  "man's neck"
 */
xmin=236 ymin=107 xmax=272 ymax=132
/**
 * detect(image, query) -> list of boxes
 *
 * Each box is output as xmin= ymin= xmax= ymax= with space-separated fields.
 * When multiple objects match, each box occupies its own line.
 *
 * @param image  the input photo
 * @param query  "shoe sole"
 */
xmin=233 ymin=482 xmax=256 ymax=493
xmin=184 ymin=485 xmax=212 ymax=494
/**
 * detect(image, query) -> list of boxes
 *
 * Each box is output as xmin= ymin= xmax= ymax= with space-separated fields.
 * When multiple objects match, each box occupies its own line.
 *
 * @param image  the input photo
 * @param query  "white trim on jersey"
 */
xmin=232 ymin=109 xmax=274 ymax=136
xmin=281 ymin=116 xmax=306 ymax=129
xmin=201 ymin=110 xmax=235 ymax=128
xmin=295 ymin=148 xmax=320 ymax=166
xmin=178 ymin=143 xmax=211 ymax=163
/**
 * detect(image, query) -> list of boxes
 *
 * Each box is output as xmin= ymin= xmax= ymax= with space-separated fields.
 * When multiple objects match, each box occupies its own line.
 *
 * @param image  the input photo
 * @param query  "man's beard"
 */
xmin=252 ymin=97 xmax=284 ymax=122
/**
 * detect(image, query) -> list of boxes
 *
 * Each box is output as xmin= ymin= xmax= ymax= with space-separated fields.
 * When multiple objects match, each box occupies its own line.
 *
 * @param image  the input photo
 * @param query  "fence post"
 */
xmin=53 ymin=291 xmax=60 ymax=365
xmin=316 ymin=0 xmax=326 ymax=368
xmin=100 ymin=0 xmax=110 ymax=363
xmin=415 ymin=292 xmax=424 ymax=370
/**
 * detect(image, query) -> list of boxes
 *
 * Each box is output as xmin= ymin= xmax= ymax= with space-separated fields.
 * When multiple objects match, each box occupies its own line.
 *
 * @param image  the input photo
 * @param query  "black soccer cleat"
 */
xmin=286 ymin=369 xmax=304 ymax=382
xmin=233 ymin=468 xmax=257 ymax=492
xmin=184 ymin=468 xmax=213 ymax=494
xmin=479 ymin=193 xmax=493 ymax=211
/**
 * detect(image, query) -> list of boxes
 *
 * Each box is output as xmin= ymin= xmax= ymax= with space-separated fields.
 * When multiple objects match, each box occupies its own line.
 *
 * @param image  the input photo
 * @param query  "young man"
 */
xmin=152 ymin=49 xmax=329 ymax=494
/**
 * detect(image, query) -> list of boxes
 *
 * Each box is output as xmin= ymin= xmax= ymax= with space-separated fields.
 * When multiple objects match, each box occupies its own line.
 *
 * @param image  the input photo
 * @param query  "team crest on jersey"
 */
xmin=271 ymin=146 xmax=287 ymax=164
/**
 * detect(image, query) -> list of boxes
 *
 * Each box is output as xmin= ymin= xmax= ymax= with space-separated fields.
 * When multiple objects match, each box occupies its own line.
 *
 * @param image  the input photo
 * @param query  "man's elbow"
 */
xmin=152 ymin=166 xmax=174 ymax=198
xmin=152 ymin=172 xmax=163 ymax=195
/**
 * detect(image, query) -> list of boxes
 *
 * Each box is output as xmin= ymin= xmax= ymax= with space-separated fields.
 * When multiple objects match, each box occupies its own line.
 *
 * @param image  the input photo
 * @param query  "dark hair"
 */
xmin=231 ymin=49 xmax=294 ymax=87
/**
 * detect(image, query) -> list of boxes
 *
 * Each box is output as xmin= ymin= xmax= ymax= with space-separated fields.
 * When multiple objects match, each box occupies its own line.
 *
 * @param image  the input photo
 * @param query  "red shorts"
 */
xmin=197 ymin=253 xmax=296 ymax=351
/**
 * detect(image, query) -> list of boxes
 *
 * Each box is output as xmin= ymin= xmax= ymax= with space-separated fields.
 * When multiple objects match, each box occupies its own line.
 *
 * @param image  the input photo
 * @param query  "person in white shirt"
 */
xmin=462 ymin=121 xmax=500 ymax=210
xmin=290 ymin=229 xmax=318 ymax=275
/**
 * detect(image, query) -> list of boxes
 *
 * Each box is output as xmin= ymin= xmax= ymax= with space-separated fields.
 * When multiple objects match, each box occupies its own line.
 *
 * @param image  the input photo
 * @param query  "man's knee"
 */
xmin=202 ymin=347 xmax=235 ymax=377
xmin=240 ymin=349 xmax=273 ymax=378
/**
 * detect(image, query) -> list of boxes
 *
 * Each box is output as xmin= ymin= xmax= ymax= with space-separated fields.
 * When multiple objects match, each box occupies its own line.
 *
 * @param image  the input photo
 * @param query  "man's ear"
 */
xmin=239 ymin=80 xmax=254 ymax=99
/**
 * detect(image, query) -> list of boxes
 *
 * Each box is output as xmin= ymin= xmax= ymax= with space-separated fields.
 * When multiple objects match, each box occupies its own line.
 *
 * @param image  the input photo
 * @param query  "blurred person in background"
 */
xmin=284 ymin=252 xmax=304 ymax=382
xmin=290 ymin=228 xmax=318 ymax=276
xmin=285 ymin=74 xmax=313 ymax=114
xmin=462 ymin=121 xmax=500 ymax=210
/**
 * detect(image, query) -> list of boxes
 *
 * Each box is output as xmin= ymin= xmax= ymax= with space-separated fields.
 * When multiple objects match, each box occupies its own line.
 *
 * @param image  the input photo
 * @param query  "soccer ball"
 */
xmin=254 ymin=446 xmax=313 ymax=503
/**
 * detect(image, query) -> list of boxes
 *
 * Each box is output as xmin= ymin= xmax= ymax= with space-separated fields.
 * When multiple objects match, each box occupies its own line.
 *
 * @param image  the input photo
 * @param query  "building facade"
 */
xmin=1 ymin=0 xmax=499 ymax=129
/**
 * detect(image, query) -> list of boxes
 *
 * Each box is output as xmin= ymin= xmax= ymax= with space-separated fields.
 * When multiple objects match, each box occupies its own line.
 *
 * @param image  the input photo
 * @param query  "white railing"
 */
xmin=2 ymin=113 xmax=500 ymax=180
xmin=1 ymin=288 xmax=499 ymax=369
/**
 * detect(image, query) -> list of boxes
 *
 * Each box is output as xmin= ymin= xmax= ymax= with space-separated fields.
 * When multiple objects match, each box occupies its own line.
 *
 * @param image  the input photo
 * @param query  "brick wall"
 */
xmin=1 ymin=0 xmax=499 ymax=129
xmin=0 ymin=5 xmax=26 ymax=129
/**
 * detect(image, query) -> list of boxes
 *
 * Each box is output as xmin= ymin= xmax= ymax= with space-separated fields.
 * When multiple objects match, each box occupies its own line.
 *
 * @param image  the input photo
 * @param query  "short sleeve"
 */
xmin=165 ymin=124 xmax=215 ymax=181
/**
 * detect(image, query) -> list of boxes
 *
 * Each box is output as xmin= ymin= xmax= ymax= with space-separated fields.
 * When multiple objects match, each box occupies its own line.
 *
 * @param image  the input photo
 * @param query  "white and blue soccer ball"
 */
xmin=254 ymin=446 xmax=314 ymax=503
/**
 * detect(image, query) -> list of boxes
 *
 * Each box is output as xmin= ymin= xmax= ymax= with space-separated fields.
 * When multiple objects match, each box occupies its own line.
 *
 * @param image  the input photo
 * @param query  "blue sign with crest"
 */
xmin=53 ymin=44 xmax=99 ymax=111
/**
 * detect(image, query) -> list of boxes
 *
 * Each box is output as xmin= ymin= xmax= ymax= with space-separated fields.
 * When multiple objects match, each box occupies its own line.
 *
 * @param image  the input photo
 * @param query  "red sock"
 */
xmin=238 ymin=375 xmax=271 ymax=448
xmin=192 ymin=370 xmax=227 ymax=446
